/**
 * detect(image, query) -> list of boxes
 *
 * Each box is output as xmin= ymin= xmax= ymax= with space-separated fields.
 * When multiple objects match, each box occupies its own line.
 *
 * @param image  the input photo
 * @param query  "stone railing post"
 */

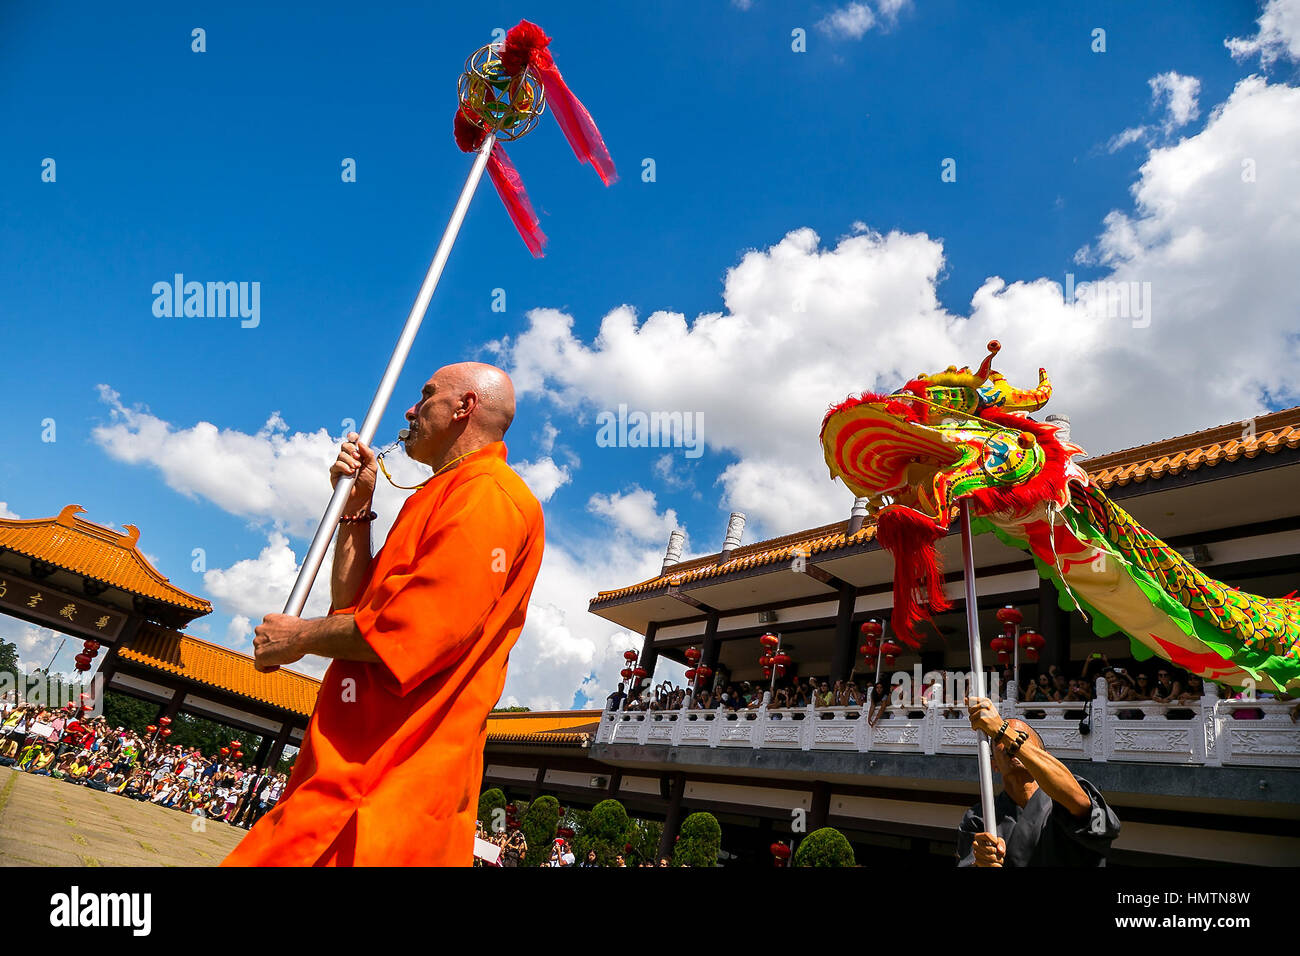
xmin=1092 ymin=676 xmax=1108 ymax=762
xmin=922 ymin=700 xmax=938 ymax=755
xmin=753 ymin=706 xmax=767 ymax=748
xmin=1201 ymin=681 xmax=1221 ymax=767
xmin=709 ymin=705 xmax=724 ymax=748
xmin=802 ymin=701 xmax=816 ymax=750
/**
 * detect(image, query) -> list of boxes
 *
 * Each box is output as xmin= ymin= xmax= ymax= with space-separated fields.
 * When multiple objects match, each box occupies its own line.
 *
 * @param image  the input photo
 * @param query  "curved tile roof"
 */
xmin=590 ymin=406 xmax=1300 ymax=606
xmin=0 ymin=505 xmax=210 ymax=616
xmin=117 ymin=623 xmax=321 ymax=717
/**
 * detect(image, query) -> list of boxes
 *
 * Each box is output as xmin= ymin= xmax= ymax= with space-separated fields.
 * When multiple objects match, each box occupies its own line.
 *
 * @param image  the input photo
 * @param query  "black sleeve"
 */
xmin=1049 ymin=776 xmax=1120 ymax=852
xmin=955 ymin=807 xmax=982 ymax=867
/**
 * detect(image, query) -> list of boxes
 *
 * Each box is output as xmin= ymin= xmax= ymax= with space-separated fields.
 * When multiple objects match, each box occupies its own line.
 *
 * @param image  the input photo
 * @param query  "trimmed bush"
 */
xmin=521 ymin=795 xmax=561 ymax=867
xmin=573 ymin=798 xmax=630 ymax=866
xmin=478 ymin=787 xmax=507 ymax=833
xmin=793 ymin=827 xmax=856 ymax=867
xmin=673 ymin=812 xmax=721 ymax=867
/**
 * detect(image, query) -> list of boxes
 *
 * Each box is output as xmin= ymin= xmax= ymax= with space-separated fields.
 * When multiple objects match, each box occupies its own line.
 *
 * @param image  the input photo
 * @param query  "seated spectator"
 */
xmin=1131 ymin=672 xmax=1154 ymax=700
xmin=867 ymin=682 xmax=891 ymax=726
xmin=1150 ymin=668 xmax=1183 ymax=704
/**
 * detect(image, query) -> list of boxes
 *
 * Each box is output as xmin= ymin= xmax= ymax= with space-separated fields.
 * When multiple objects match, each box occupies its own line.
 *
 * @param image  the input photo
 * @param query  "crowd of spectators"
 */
xmin=0 ymin=695 xmax=287 ymax=826
xmin=474 ymin=820 xmax=672 ymax=867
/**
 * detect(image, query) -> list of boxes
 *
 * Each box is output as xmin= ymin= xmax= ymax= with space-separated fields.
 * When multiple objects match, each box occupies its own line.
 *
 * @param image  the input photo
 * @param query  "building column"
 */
xmin=637 ymin=622 xmax=659 ymax=697
xmin=155 ymin=688 xmax=186 ymax=723
xmin=529 ymin=765 xmax=546 ymax=801
xmin=266 ymin=721 xmax=294 ymax=769
xmin=809 ymin=780 xmax=831 ymax=832
xmin=700 ymin=614 xmax=721 ymax=689
xmin=829 ymin=585 xmax=857 ymax=684
xmin=657 ymin=773 xmax=687 ymax=861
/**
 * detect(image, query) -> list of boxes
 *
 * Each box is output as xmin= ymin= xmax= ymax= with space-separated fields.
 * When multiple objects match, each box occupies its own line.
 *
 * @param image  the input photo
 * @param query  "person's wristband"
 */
xmin=339 ymin=509 xmax=377 ymax=524
xmin=992 ymin=719 xmax=1009 ymax=744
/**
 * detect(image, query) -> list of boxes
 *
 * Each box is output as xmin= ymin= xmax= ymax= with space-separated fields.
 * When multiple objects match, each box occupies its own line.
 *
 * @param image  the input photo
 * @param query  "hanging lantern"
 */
xmin=880 ymin=639 xmax=903 ymax=668
xmin=620 ymin=668 xmax=632 ymax=680
xmin=774 ymin=664 xmax=787 ymax=677
xmin=684 ymin=668 xmax=697 ymax=681
xmin=234 ymin=751 xmax=243 ymax=760
xmin=145 ymin=725 xmax=157 ymax=735
xmin=73 ymin=653 xmax=92 ymax=671
xmin=161 ymin=728 xmax=172 ymax=737
xmin=83 ymin=640 xmax=100 ymax=654
xmin=762 ymin=667 xmax=773 ymax=679
xmin=623 ymin=650 xmax=638 ymax=662
xmin=995 ymin=606 xmax=1023 ymax=628
xmin=696 ymin=665 xmax=713 ymax=680
xmin=1018 ymin=628 xmax=1045 ymax=662
xmin=159 ymin=717 xmax=172 ymax=726
xmin=770 ymin=842 xmax=791 ymax=864
xmin=859 ymin=639 xmax=879 ymax=658
xmin=631 ymin=666 xmax=648 ymax=680
xmin=773 ymin=653 xmax=791 ymax=668
xmin=220 ymin=747 xmax=230 ymax=756
xmin=684 ymin=647 xmax=701 ymax=664
xmin=990 ymin=635 xmax=1014 ymax=666
xmin=860 ymin=620 xmax=883 ymax=639
xmin=230 ymin=739 xmax=241 ymax=748
xmin=759 ymin=633 xmax=779 ymax=649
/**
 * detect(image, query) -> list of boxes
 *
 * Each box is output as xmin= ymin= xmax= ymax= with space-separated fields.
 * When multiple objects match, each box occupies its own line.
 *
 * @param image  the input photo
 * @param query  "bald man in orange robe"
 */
xmin=222 ymin=362 xmax=544 ymax=866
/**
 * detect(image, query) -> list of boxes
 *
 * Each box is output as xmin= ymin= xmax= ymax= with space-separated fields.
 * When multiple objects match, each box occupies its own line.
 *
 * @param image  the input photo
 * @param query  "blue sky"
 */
xmin=3 ymin=1 xmax=1297 ymax=708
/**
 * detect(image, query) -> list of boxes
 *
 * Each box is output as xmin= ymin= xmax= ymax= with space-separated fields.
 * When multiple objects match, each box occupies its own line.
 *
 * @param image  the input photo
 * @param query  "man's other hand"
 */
xmin=330 ymin=432 xmax=377 ymax=510
xmin=972 ymin=832 xmax=1005 ymax=867
xmin=253 ymin=613 xmax=308 ymax=673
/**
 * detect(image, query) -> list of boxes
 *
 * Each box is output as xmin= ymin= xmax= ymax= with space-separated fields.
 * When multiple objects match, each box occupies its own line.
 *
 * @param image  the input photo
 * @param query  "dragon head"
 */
xmin=820 ymin=341 xmax=1086 ymax=645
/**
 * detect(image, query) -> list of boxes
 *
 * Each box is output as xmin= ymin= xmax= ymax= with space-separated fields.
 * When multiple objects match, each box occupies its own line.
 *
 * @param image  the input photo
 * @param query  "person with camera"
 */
xmin=958 ymin=696 xmax=1120 ymax=867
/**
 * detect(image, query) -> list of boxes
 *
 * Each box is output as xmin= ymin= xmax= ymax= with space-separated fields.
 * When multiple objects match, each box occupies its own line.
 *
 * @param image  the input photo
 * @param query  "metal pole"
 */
xmin=44 ymin=637 xmax=66 ymax=676
xmin=282 ymin=133 xmax=497 ymax=617
xmin=960 ymin=500 xmax=999 ymax=836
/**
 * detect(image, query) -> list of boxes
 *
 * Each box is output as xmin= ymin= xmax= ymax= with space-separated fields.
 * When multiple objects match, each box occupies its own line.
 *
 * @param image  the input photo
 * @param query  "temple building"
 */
xmin=2 ymin=407 xmax=1297 ymax=866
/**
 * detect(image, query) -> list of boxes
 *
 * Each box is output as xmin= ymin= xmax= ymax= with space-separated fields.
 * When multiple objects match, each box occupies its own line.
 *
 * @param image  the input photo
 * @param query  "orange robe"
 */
xmin=222 ymin=441 xmax=544 ymax=866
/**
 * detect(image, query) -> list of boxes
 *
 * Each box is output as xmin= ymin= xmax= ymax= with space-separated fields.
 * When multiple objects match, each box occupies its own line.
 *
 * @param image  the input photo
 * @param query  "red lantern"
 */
xmin=161 ymin=728 xmax=172 ymax=737
xmin=990 ymin=635 xmax=1014 ymax=666
xmin=145 ymin=725 xmax=157 ymax=734
xmin=624 ymin=842 xmax=633 ymax=854
xmin=684 ymin=668 xmax=697 ymax=681
xmin=620 ymin=668 xmax=632 ymax=680
xmin=770 ymin=842 xmax=791 ymax=863
xmin=1018 ymin=629 xmax=1045 ymax=662
xmin=880 ymin=639 xmax=903 ymax=668
xmin=995 ymin=606 xmax=1023 ymax=627
xmin=762 ymin=667 xmax=773 ymax=679
xmin=234 ymin=751 xmax=243 ymax=760
xmin=773 ymin=653 xmax=791 ymax=667
xmin=159 ymin=717 xmax=172 ymax=726
xmin=631 ymin=667 xmax=647 ymax=679
xmin=73 ymin=654 xmax=92 ymax=671
xmin=220 ymin=747 xmax=229 ymax=756
xmin=696 ymin=665 xmax=712 ymax=680
xmin=860 ymin=620 xmax=883 ymax=639
xmin=230 ymin=739 xmax=240 ymax=748
xmin=83 ymin=640 xmax=100 ymax=654
xmin=759 ymin=633 xmax=779 ymax=648
xmin=860 ymin=640 xmax=879 ymax=658
xmin=684 ymin=647 xmax=701 ymax=664
xmin=623 ymin=650 xmax=638 ymax=662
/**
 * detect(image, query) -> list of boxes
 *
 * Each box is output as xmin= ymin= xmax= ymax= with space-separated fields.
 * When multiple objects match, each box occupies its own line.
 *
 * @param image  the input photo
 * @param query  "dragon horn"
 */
xmin=990 ymin=367 xmax=1052 ymax=411
xmin=973 ymin=340 xmax=1002 ymax=384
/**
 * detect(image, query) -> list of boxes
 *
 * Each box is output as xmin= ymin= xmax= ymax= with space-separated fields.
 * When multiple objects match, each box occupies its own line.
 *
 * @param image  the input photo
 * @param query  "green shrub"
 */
xmin=793 ymin=827 xmax=855 ymax=867
xmin=478 ymin=788 xmax=507 ymax=833
xmin=573 ymin=799 xmax=630 ymax=866
xmin=673 ymin=812 xmax=721 ymax=867
xmin=521 ymin=795 xmax=561 ymax=867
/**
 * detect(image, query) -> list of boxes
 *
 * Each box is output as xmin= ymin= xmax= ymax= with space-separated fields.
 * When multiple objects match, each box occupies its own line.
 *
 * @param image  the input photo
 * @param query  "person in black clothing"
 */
xmin=606 ymin=683 xmax=626 ymax=712
xmin=957 ymin=696 xmax=1120 ymax=867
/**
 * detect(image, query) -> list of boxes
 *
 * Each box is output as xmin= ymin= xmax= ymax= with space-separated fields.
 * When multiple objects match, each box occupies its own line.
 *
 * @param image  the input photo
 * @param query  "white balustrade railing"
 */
xmin=594 ymin=680 xmax=1300 ymax=769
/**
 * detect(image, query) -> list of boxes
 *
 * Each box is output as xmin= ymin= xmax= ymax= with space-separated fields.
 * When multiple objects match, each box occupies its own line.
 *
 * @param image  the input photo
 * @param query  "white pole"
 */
xmin=282 ymin=133 xmax=497 ymax=617
xmin=960 ymin=500 xmax=999 ymax=835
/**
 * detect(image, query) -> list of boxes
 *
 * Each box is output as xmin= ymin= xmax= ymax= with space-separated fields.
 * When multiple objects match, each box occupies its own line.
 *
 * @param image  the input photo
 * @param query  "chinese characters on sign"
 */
xmin=0 ymin=572 xmax=126 ymax=641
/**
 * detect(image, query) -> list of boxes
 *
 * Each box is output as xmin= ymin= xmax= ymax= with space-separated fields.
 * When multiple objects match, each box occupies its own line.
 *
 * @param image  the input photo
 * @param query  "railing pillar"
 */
xmin=1201 ymin=681 xmax=1221 ymax=767
xmin=1092 ymin=676 xmax=1108 ymax=762
xmin=801 ymin=702 xmax=815 ymax=750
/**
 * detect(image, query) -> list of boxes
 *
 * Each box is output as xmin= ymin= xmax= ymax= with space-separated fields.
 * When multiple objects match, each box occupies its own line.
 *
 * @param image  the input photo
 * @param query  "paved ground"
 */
xmin=0 ymin=766 xmax=248 ymax=866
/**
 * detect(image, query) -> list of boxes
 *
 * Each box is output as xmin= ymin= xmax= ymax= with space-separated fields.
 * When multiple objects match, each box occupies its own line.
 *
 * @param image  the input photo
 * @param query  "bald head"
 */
xmin=402 ymin=362 xmax=517 ymax=469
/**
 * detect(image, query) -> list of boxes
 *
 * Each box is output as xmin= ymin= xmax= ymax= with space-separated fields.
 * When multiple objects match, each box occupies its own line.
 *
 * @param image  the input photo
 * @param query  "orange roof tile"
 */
xmin=0 ymin=505 xmax=210 ymax=617
xmin=485 ymin=710 xmax=601 ymax=747
xmin=116 ymin=623 xmax=321 ymax=717
xmin=590 ymin=405 xmax=1300 ymax=606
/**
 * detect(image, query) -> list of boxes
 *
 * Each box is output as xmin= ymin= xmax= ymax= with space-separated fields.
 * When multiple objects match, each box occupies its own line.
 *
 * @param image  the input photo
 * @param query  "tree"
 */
xmin=521 ymin=795 xmax=561 ymax=867
xmin=673 ymin=812 xmax=721 ymax=867
xmin=0 ymin=639 xmax=19 ymax=681
xmin=478 ymin=787 xmax=507 ymax=832
xmin=573 ymin=798 xmax=629 ymax=866
xmin=793 ymin=827 xmax=856 ymax=867
xmin=624 ymin=817 xmax=662 ymax=865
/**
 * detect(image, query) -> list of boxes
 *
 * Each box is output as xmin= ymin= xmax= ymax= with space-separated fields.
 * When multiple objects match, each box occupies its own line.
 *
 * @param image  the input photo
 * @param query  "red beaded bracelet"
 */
xmin=339 ymin=510 xmax=377 ymax=524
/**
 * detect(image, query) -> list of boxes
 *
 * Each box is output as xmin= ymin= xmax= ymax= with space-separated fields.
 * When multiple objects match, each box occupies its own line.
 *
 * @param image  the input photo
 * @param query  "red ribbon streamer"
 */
xmin=487 ymin=141 xmax=547 ymax=258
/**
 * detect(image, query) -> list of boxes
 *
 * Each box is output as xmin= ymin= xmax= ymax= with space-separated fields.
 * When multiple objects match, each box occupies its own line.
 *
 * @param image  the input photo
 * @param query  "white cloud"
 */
xmin=494 ymin=75 xmax=1300 ymax=543
xmin=587 ymin=487 xmax=680 ymax=544
xmin=1150 ymin=71 xmax=1201 ymax=133
xmin=512 ymin=456 xmax=571 ymax=502
xmin=1226 ymin=0 xmax=1300 ymax=66
xmin=818 ymin=2 xmax=875 ymax=39
xmin=731 ymin=0 xmax=754 ymax=10
xmin=0 ymin=502 xmax=17 ymax=519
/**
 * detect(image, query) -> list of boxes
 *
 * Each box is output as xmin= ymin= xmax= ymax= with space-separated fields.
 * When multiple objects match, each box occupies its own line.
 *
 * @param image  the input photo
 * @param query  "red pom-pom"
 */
xmin=454 ymin=108 xmax=487 ymax=153
xmin=500 ymin=20 xmax=551 ymax=76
